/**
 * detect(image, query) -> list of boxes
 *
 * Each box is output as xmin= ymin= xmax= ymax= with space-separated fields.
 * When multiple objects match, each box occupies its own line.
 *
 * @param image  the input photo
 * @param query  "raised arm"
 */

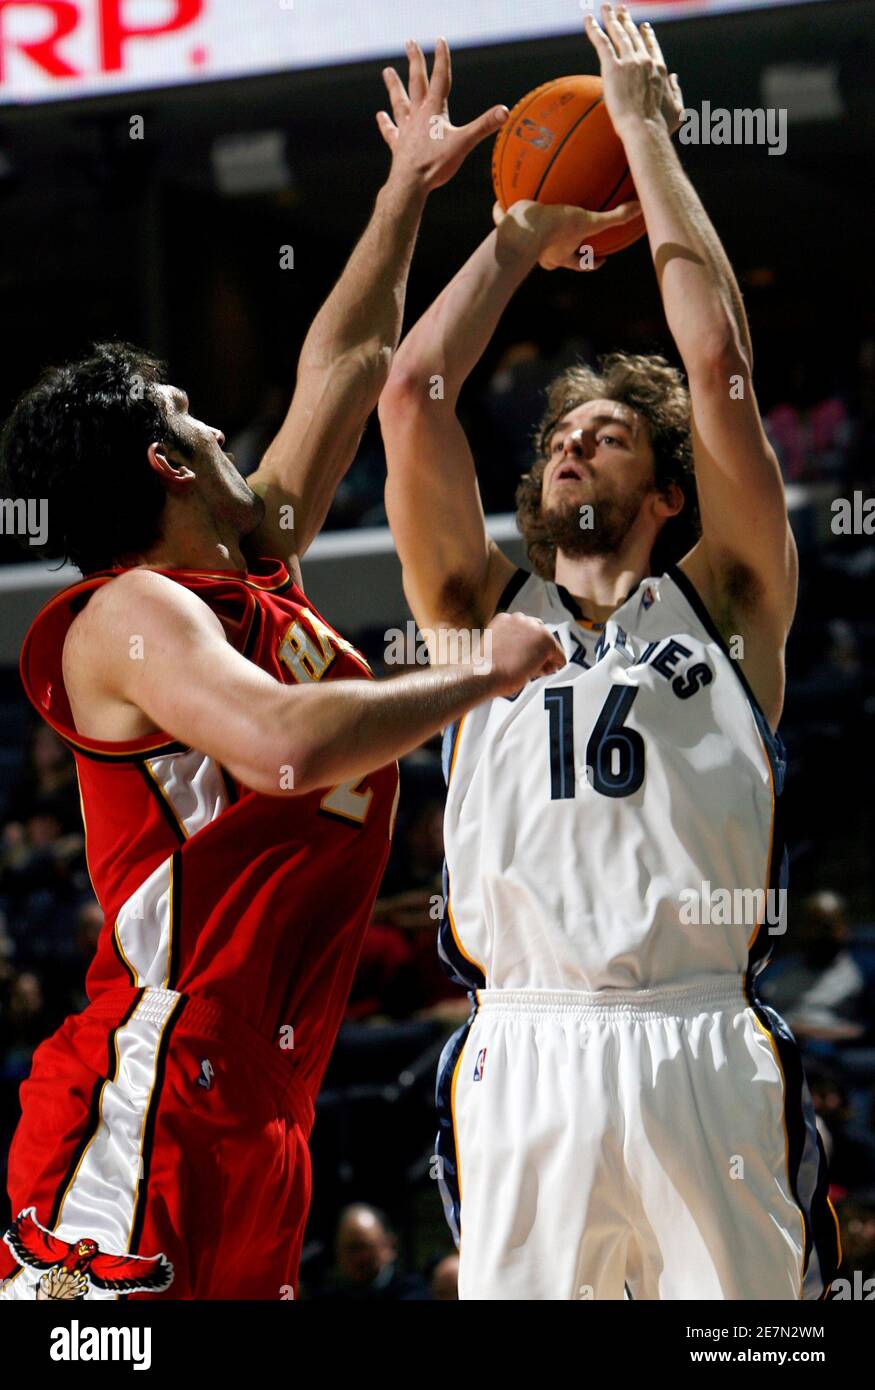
xmin=379 ymin=198 xmax=640 ymax=636
xmin=246 ymin=39 xmax=509 ymax=576
xmin=587 ymin=5 xmax=797 ymax=722
xmin=63 ymin=571 xmax=563 ymax=797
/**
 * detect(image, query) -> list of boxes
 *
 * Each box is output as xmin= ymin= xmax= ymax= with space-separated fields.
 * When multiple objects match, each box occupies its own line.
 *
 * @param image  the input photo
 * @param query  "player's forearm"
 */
xmin=278 ymin=663 xmax=499 ymax=795
xmin=296 ymin=170 xmax=428 ymax=381
xmin=386 ymin=221 xmax=537 ymax=406
xmin=617 ymin=116 xmax=753 ymax=370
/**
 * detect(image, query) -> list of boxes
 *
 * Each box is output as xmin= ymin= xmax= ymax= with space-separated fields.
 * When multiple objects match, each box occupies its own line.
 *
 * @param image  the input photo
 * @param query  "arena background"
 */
xmin=0 ymin=0 xmax=873 ymax=1300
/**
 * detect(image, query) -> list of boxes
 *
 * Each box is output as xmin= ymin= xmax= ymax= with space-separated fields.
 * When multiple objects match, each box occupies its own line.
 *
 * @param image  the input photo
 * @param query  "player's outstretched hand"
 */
xmin=484 ymin=613 xmax=566 ymax=698
xmin=494 ymin=198 xmax=641 ymax=272
xmin=585 ymin=4 xmax=684 ymax=137
xmin=377 ymin=37 xmax=509 ymax=193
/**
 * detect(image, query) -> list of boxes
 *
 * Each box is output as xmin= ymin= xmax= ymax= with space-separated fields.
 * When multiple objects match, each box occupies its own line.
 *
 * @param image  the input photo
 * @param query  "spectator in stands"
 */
xmin=313 ymin=1203 xmax=431 ymax=1300
xmin=764 ymin=358 xmax=852 ymax=483
xmin=428 ymin=1251 xmax=460 ymax=1301
xmin=806 ymin=1063 xmax=875 ymax=1195
xmin=65 ymin=898 xmax=104 ymax=1012
xmin=0 ymin=970 xmax=47 ymax=1082
xmin=347 ymin=790 xmax=471 ymax=1025
xmin=76 ymin=898 xmax=102 ymax=964
xmin=0 ymin=805 xmax=86 ymax=964
xmin=3 ymin=724 xmax=82 ymax=837
xmin=834 ymin=1194 xmax=875 ymax=1284
xmin=760 ymin=891 xmax=872 ymax=1044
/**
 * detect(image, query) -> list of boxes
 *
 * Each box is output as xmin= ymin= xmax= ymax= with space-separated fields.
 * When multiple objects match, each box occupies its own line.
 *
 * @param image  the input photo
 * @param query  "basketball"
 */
xmin=492 ymin=74 xmax=646 ymax=258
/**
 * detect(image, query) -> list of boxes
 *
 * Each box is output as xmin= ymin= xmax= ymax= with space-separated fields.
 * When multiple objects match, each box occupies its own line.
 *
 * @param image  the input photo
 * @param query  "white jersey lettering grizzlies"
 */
xmin=440 ymin=563 xmax=783 ymax=992
xmin=434 ymin=565 xmax=840 ymax=1301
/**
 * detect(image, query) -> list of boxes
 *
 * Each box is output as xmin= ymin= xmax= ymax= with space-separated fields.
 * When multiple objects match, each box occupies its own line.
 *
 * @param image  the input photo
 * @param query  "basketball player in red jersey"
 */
xmin=0 ymin=41 xmax=563 ymax=1301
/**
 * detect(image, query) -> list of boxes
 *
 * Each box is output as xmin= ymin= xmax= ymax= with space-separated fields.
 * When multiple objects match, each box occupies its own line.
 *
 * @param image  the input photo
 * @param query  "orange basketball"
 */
xmin=492 ymin=74 xmax=646 ymax=258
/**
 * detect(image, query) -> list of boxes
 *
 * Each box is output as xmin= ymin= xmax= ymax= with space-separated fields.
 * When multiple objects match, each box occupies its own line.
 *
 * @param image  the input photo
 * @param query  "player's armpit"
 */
xmin=676 ymin=536 xmax=793 ymax=731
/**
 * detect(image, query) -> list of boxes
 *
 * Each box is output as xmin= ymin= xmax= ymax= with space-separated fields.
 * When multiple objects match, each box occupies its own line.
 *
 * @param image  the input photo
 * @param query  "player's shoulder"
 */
xmin=492 ymin=565 xmax=542 ymax=608
xmin=66 ymin=568 xmax=220 ymax=660
xmin=493 ymin=566 xmax=571 ymax=623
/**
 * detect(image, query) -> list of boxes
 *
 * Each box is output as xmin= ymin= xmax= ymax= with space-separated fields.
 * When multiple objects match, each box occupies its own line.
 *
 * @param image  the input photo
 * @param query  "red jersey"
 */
xmin=19 ymin=559 xmax=399 ymax=1098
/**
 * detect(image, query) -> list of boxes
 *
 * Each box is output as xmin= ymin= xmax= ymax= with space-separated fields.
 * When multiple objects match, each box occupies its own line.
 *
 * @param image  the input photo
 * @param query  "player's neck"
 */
xmin=553 ymin=549 xmax=649 ymax=625
xmin=122 ymin=512 xmax=248 ymax=576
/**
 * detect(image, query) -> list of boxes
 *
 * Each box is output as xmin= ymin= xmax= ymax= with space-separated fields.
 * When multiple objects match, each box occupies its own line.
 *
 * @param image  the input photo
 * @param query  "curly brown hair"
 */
xmin=515 ymin=351 xmax=700 ymax=578
xmin=0 ymin=341 xmax=189 ymax=574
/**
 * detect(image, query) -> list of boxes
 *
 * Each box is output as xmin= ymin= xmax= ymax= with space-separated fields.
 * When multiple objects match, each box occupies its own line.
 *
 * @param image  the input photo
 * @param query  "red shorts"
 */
xmin=0 ymin=987 xmax=314 ymax=1301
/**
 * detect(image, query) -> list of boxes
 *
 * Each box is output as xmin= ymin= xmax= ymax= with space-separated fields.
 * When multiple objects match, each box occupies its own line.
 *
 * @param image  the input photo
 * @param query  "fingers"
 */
xmin=584 ymin=10 xmax=608 ymax=55
xmin=587 ymin=200 xmax=642 ymax=229
xmin=639 ymin=19 xmax=667 ymax=68
xmin=459 ymin=105 xmax=509 ymax=157
xmin=382 ymin=66 xmax=410 ymax=124
xmin=615 ymin=4 xmax=647 ymax=57
xmin=375 ymin=111 xmax=397 ymax=149
xmin=600 ymin=2 xmax=634 ymax=59
xmin=543 ymin=638 xmax=567 ymax=673
xmin=542 ymin=249 xmax=606 ymax=274
xmin=545 ymin=256 xmax=589 ymax=275
xmin=493 ymin=200 xmax=508 ymax=227
xmin=405 ymin=38 xmax=429 ymax=105
xmin=430 ymin=35 xmax=451 ymax=103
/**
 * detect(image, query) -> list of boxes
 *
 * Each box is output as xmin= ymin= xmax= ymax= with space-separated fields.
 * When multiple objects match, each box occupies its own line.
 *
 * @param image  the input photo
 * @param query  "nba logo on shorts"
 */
xmin=473 ymin=1047 xmax=487 ymax=1082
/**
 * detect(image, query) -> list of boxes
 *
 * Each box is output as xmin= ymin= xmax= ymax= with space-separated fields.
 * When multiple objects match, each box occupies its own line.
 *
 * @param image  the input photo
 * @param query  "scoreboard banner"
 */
xmin=0 ymin=0 xmax=833 ymax=107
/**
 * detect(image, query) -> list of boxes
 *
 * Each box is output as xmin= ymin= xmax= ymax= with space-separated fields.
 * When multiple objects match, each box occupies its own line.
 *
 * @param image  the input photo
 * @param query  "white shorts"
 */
xmin=435 ymin=976 xmax=840 ymax=1300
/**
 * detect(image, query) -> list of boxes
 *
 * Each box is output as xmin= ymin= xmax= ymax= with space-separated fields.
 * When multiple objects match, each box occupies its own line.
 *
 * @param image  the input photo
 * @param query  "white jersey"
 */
xmin=439 ymin=564 xmax=786 ymax=993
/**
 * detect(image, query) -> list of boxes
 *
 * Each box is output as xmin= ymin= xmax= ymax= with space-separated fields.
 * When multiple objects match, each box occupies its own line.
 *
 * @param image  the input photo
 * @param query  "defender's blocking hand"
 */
xmin=377 ymin=37 xmax=509 ymax=194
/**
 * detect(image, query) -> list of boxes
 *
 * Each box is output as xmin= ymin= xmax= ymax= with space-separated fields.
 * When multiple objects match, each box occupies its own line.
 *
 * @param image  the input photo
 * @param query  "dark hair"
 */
xmin=515 ymin=351 xmax=701 ymax=577
xmin=0 ymin=341 xmax=189 ymax=574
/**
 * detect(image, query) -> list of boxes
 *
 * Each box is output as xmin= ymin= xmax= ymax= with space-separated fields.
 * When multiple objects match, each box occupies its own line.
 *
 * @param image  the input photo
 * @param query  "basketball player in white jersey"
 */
xmin=378 ymin=5 xmax=840 ymax=1299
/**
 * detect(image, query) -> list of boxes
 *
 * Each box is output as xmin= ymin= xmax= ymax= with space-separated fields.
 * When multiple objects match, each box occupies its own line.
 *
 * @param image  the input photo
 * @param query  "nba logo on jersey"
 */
xmin=642 ymin=585 xmax=655 ymax=610
xmin=473 ymin=1048 xmax=487 ymax=1082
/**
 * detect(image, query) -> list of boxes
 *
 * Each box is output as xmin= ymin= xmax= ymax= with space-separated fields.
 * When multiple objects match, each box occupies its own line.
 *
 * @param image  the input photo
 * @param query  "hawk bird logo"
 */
xmin=3 ymin=1208 xmax=174 ymax=1299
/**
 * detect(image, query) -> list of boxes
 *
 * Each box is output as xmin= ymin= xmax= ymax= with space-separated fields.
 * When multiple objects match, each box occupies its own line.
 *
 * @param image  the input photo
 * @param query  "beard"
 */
xmin=541 ymin=479 xmax=651 ymax=559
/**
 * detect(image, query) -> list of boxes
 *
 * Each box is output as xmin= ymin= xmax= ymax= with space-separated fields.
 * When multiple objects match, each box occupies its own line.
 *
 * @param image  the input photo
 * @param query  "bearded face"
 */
xmin=538 ymin=400 xmax=659 ymax=560
xmin=541 ymin=474 xmax=654 ymax=557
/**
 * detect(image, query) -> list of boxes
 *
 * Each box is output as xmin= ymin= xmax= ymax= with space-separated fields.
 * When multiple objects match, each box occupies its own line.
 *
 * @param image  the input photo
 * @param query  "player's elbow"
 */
xmin=223 ymin=720 xmax=320 ymax=798
xmin=350 ymin=339 xmax=394 ymax=398
xmin=379 ymin=362 xmax=439 ymax=422
xmin=299 ymin=340 xmax=393 ymax=412
xmin=690 ymin=327 xmax=752 ymax=385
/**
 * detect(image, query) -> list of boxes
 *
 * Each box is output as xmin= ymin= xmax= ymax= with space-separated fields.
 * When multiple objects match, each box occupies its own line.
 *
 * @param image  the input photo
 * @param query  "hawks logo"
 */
xmin=3 ymin=1208 xmax=173 ymax=1299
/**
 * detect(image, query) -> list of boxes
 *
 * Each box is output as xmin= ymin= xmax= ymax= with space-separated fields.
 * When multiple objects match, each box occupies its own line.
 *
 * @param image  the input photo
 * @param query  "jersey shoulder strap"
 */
xmin=494 ymin=566 xmax=608 ymax=632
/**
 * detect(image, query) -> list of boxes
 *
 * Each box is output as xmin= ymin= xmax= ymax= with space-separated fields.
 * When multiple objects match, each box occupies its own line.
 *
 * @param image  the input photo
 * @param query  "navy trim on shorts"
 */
xmin=434 ymin=1004 xmax=478 ymax=1249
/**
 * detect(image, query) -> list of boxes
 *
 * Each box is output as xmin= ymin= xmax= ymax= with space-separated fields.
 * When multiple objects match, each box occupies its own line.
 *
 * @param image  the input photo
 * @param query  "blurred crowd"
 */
xmin=1 ymin=326 xmax=874 ymax=1300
